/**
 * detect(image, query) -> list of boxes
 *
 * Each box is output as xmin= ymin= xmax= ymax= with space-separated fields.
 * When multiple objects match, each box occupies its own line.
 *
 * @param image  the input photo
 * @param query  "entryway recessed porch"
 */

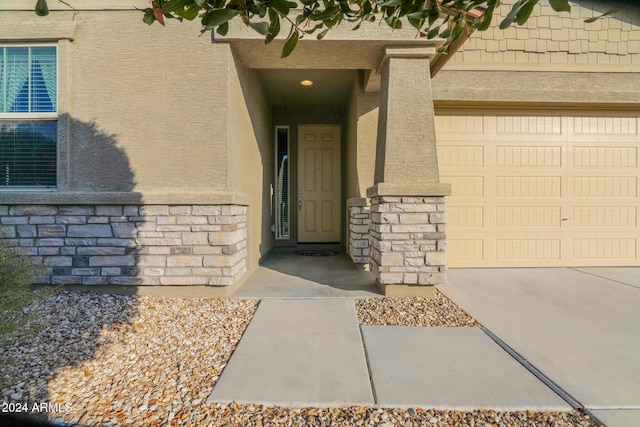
xmin=231 ymin=245 xmax=380 ymax=298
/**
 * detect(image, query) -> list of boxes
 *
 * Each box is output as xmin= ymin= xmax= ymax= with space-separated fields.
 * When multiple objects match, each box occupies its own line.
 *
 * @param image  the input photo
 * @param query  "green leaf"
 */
xmin=314 ymin=8 xmax=340 ymax=22
xmin=266 ymin=8 xmax=280 ymax=43
xmin=385 ymin=15 xmax=402 ymax=29
xmin=143 ymin=8 xmax=156 ymax=25
xmin=426 ymin=26 xmax=440 ymax=39
xmin=161 ymin=0 xmax=192 ymax=12
xmin=584 ymin=6 xmax=621 ymax=23
xmin=174 ymin=4 xmax=201 ymax=20
xmin=515 ymin=0 xmax=538 ymax=25
xmin=379 ymin=0 xmax=402 ymax=7
xmin=304 ymin=22 xmax=323 ymax=34
xmin=201 ymin=8 xmax=239 ymax=30
xmin=407 ymin=16 xmax=423 ymax=31
xmin=451 ymin=23 xmax=464 ymax=41
xmin=270 ymin=0 xmax=297 ymax=15
xmin=281 ymin=29 xmax=299 ymax=58
xmin=249 ymin=21 xmax=269 ymax=35
xmin=295 ymin=14 xmax=306 ymax=25
xmin=195 ymin=0 xmax=206 ymax=6
xmin=499 ymin=0 xmax=528 ymax=29
xmin=476 ymin=3 xmax=495 ymax=31
xmin=34 ymin=0 xmax=49 ymax=16
xmin=317 ymin=28 xmax=329 ymax=39
xmin=548 ymin=0 xmax=570 ymax=13
xmin=217 ymin=21 xmax=230 ymax=36
xmin=407 ymin=10 xmax=428 ymax=20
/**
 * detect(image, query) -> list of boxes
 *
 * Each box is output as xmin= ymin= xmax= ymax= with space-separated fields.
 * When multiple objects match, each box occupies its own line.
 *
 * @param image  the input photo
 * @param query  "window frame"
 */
xmin=274 ymin=126 xmax=291 ymax=240
xmin=0 ymin=43 xmax=58 ymax=190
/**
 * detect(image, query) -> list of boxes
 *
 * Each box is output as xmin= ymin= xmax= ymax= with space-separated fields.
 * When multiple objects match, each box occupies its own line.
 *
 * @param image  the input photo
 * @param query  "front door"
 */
xmin=297 ymin=125 xmax=341 ymax=242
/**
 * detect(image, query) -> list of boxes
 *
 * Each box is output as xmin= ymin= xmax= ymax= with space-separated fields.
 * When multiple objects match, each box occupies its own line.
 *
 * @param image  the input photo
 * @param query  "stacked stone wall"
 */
xmin=368 ymin=196 xmax=447 ymax=287
xmin=0 ymin=205 xmax=247 ymax=287
xmin=347 ymin=201 xmax=371 ymax=266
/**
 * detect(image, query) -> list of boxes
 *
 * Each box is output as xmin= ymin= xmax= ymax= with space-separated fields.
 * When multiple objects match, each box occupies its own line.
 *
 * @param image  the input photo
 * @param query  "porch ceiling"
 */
xmin=228 ymin=39 xmax=443 ymax=70
xmin=256 ymin=69 xmax=355 ymax=108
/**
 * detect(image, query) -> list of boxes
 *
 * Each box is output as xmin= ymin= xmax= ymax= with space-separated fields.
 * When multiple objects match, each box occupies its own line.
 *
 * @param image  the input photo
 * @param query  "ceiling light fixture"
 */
xmin=300 ymin=80 xmax=314 ymax=86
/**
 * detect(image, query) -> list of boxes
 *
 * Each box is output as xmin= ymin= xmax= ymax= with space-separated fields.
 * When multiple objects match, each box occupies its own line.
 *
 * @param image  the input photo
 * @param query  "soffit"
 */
xmin=220 ymin=17 xmax=445 ymax=70
xmin=256 ymin=69 xmax=355 ymax=108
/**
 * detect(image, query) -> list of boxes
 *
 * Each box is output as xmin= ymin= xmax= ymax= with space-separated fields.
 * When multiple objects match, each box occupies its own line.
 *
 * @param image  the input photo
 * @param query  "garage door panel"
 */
xmin=496 ymin=115 xmax=563 ymax=136
xmin=572 ymin=206 xmax=637 ymax=227
xmin=441 ymin=176 xmax=484 ymax=197
xmin=495 ymin=206 xmax=561 ymax=228
xmin=438 ymin=109 xmax=640 ymax=267
xmin=496 ymin=146 xmax=562 ymax=167
xmin=438 ymin=145 xmax=484 ymax=167
xmin=573 ymin=146 xmax=637 ymax=168
xmin=572 ymin=238 xmax=637 ymax=262
xmin=495 ymin=176 xmax=562 ymax=198
xmin=447 ymin=238 xmax=484 ymax=265
xmin=572 ymin=176 xmax=637 ymax=198
xmin=447 ymin=206 xmax=484 ymax=228
xmin=572 ymin=115 xmax=639 ymax=136
xmin=435 ymin=114 xmax=485 ymax=136
xmin=495 ymin=239 xmax=561 ymax=262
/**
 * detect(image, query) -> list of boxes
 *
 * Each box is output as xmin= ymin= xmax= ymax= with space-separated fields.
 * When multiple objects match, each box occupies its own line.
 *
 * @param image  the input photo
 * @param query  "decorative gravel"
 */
xmin=356 ymin=289 xmax=479 ymax=327
xmin=0 ymin=292 xmax=600 ymax=426
xmin=0 ymin=292 xmax=257 ymax=426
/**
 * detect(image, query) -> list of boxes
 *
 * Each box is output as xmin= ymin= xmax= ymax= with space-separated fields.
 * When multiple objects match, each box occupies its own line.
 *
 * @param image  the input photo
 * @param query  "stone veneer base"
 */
xmin=368 ymin=195 xmax=448 ymax=298
xmin=62 ymin=282 xmax=246 ymax=298
xmin=375 ymin=282 xmax=436 ymax=299
xmin=0 ymin=204 xmax=248 ymax=288
xmin=347 ymin=197 xmax=371 ymax=269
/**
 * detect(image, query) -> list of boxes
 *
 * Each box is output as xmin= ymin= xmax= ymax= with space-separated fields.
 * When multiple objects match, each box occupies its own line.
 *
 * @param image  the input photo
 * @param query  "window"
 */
xmin=275 ymin=126 xmax=290 ymax=239
xmin=0 ymin=46 xmax=57 ymax=188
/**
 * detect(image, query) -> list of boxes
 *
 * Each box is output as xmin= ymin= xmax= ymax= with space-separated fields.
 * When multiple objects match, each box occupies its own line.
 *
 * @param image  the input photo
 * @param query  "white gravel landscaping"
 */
xmin=0 ymin=292 xmax=600 ymax=426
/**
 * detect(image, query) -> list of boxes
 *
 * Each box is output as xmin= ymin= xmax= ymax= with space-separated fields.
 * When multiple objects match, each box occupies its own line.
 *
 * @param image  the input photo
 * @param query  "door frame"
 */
xmin=272 ymin=123 xmax=344 ymax=246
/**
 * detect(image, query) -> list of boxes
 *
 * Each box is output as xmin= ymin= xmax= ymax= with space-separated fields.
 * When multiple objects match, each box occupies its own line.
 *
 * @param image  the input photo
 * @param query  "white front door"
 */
xmin=297 ymin=125 xmax=341 ymax=243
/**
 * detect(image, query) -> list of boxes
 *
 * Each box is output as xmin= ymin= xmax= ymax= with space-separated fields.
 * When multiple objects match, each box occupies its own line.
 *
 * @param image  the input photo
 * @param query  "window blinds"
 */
xmin=1 ymin=46 xmax=57 ymax=113
xmin=0 ymin=46 xmax=57 ymax=187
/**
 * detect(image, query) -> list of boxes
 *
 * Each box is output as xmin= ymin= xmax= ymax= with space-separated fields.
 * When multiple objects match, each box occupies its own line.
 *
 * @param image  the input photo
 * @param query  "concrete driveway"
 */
xmin=440 ymin=267 xmax=640 ymax=427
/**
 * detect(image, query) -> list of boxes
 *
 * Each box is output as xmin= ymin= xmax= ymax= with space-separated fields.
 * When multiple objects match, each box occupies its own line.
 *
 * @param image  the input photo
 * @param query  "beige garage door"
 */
xmin=436 ymin=109 xmax=640 ymax=267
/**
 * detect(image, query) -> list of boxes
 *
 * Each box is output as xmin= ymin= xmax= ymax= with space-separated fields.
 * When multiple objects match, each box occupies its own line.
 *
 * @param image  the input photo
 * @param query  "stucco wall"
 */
xmin=227 ymin=52 xmax=274 ymax=270
xmin=345 ymin=81 xmax=378 ymax=200
xmin=1 ymin=11 xmax=241 ymax=204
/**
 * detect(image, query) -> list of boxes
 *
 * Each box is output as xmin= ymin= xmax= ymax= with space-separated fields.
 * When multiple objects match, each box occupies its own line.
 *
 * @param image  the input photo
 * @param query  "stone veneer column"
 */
xmin=367 ymin=46 xmax=451 ymax=298
xmin=368 ymin=193 xmax=447 ymax=298
xmin=347 ymin=197 xmax=370 ymax=269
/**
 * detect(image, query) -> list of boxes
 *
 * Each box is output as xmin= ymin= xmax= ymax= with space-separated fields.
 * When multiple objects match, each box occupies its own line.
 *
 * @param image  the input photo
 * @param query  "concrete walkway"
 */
xmin=211 ymin=262 xmax=640 ymax=426
xmin=442 ymin=267 xmax=640 ymax=427
xmin=208 ymin=299 xmax=568 ymax=411
xmin=233 ymin=247 xmax=381 ymax=299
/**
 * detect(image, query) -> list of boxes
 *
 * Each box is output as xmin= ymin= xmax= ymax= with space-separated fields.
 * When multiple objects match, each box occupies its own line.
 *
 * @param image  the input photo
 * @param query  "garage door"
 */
xmin=436 ymin=109 xmax=640 ymax=267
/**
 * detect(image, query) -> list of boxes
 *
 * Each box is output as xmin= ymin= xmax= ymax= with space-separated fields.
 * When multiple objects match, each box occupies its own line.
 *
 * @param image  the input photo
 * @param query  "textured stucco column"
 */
xmin=367 ymin=46 xmax=451 ymax=298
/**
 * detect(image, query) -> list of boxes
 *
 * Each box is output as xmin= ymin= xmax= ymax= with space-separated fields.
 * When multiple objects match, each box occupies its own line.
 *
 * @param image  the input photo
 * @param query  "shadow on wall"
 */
xmin=67 ymin=114 xmax=138 ymax=192
xmin=0 ymin=115 xmax=144 ymax=423
xmin=572 ymin=0 xmax=640 ymax=22
xmin=232 ymin=57 xmax=274 ymax=264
